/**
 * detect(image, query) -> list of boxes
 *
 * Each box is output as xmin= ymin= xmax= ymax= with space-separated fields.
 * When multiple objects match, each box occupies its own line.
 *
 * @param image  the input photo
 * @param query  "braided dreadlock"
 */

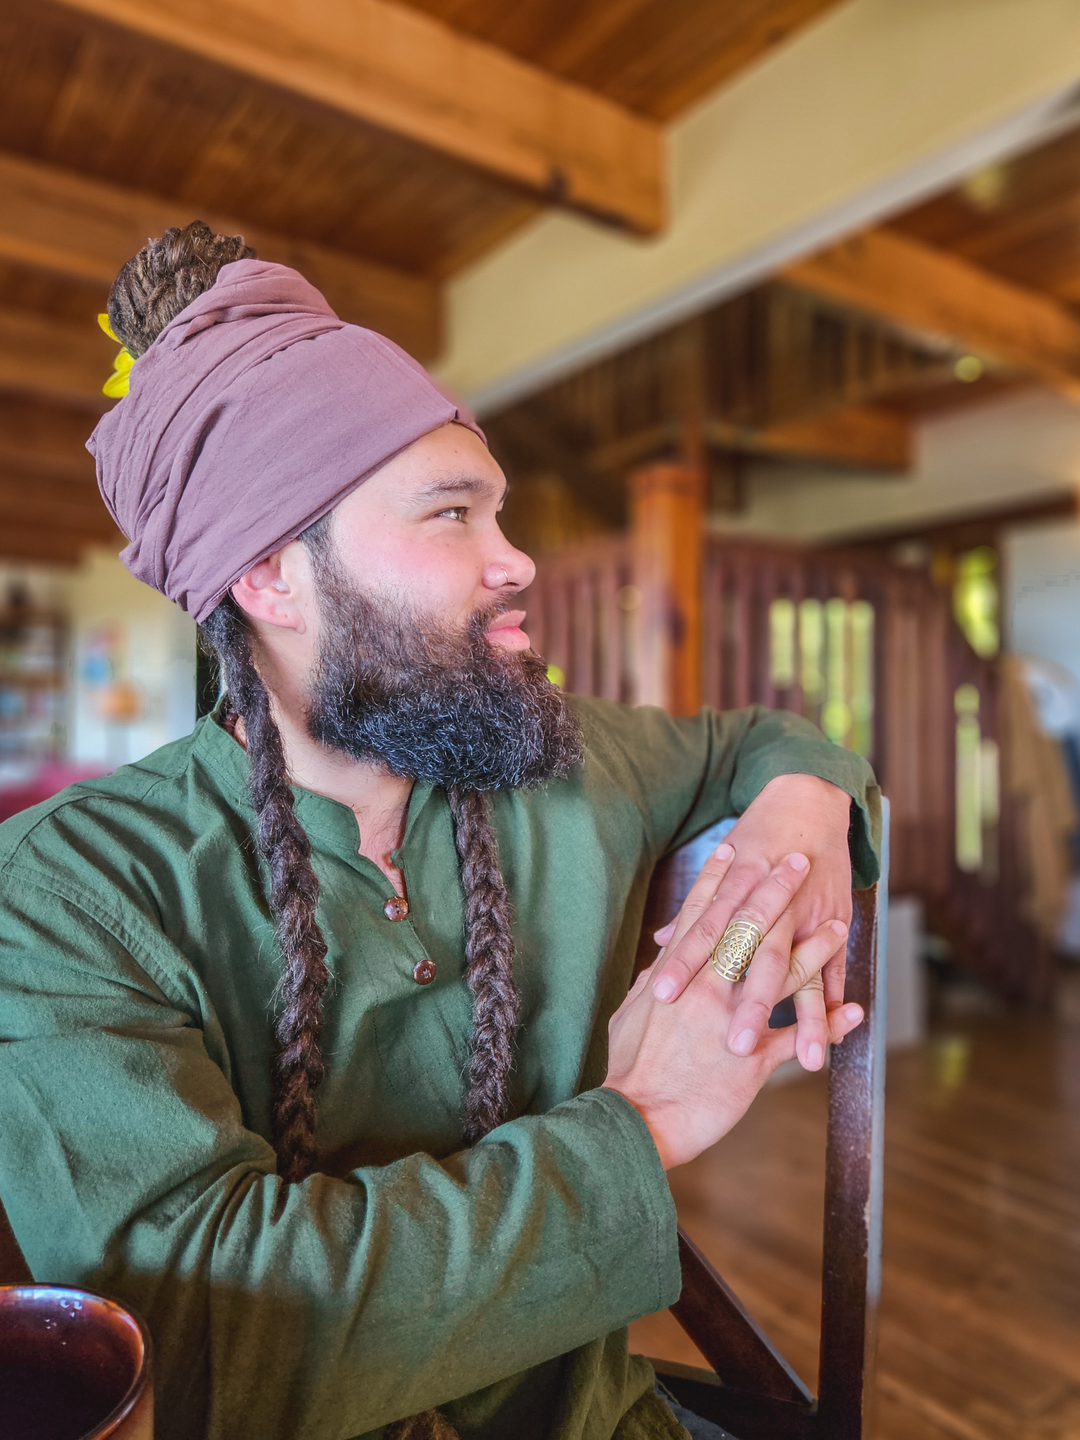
xmin=109 ymin=223 xmax=521 ymax=1188
xmin=448 ymin=787 xmax=518 ymax=1145
xmin=200 ymin=596 xmax=331 ymax=1182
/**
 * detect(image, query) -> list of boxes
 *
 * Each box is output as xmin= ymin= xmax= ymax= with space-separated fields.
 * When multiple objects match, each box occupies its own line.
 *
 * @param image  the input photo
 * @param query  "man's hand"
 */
xmin=648 ymin=773 xmax=854 ymax=1071
xmin=604 ymin=931 xmax=863 ymax=1170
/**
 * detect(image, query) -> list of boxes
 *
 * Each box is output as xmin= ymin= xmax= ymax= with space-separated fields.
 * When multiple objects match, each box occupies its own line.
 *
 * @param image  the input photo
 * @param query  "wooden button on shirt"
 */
xmin=383 ymin=896 xmax=409 ymax=921
xmin=412 ymin=958 xmax=437 ymax=986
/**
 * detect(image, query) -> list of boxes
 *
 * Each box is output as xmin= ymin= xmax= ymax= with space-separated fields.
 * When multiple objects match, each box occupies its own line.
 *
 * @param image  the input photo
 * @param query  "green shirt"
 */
xmin=0 ymin=698 xmax=879 ymax=1440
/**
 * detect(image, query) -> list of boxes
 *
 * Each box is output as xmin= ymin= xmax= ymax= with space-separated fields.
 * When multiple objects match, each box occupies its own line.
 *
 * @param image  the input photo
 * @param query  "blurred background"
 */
xmin=1 ymin=1 xmax=1079 ymax=1434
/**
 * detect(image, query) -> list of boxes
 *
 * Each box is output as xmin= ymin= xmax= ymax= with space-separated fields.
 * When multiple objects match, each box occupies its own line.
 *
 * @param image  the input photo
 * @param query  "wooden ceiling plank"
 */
xmin=397 ymin=0 xmax=844 ymax=121
xmin=0 ymin=395 xmax=97 ymax=483
xmin=0 ymin=306 xmax=112 ymax=410
xmin=54 ymin=0 xmax=664 ymax=234
xmin=784 ymin=227 xmax=1080 ymax=405
xmin=0 ymin=470 xmax=116 ymax=534
xmin=581 ymin=406 xmax=908 ymax=476
xmin=0 ymin=149 xmax=441 ymax=358
xmin=0 ymin=523 xmax=120 ymax=565
xmin=724 ymin=404 xmax=911 ymax=471
xmin=629 ymin=0 xmax=845 ymax=120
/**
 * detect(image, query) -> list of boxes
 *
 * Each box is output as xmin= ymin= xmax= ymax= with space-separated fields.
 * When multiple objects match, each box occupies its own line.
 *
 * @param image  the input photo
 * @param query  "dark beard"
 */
xmin=304 ymin=554 xmax=583 ymax=791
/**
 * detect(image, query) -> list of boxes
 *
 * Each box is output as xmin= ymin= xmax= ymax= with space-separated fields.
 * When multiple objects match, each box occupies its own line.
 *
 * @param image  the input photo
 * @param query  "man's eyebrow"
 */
xmin=411 ymin=474 xmax=508 ymax=505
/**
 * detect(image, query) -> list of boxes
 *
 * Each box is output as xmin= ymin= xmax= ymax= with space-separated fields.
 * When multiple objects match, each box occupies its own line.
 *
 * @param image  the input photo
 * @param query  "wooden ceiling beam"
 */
xmin=0 ymin=396 xmax=97 ymax=484
xmin=0 ymin=308 xmax=112 ymax=411
xmin=710 ymin=405 xmax=911 ymax=472
xmin=0 ymin=461 xmax=120 ymax=565
xmin=55 ymin=0 xmax=663 ymax=235
xmin=784 ymin=227 xmax=1080 ymax=405
xmin=0 ymin=525 xmax=120 ymax=566
xmin=0 ymin=150 xmax=440 ymax=359
xmin=0 ymin=472 xmax=117 ymax=538
xmin=584 ymin=407 xmax=909 ymax=477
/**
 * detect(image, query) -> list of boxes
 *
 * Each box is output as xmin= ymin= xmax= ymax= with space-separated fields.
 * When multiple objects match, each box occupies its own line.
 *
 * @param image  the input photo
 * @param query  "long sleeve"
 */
xmin=0 ymin=874 xmax=678 ymax=1440
xmin=570 ymin=698 xmax=882 ymax=888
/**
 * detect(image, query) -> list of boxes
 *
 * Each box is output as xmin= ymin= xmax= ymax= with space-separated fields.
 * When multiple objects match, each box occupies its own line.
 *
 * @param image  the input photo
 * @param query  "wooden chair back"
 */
xmin=639 ymin=807 xmax=888 ymax=1440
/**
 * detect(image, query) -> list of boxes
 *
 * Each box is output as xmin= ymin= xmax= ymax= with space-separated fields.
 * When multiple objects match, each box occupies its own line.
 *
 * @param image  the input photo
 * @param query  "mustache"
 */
xmin=303 ymin=567 xmax=581 ymax=791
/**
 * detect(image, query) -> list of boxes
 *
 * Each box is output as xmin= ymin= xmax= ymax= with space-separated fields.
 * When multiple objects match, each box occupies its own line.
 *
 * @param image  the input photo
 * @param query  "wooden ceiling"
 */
xmin=488 ymin=127 xmax=1080 ymax=550
xmin=893 ymin=125 xmax=1080 ymax=305
xmin=0 ymin=0 xmax=848 ymax=565
xmin=4 ymin=0 xmax=1080 ymax=566
xmin=395 ymin=0 xmax=841 ymax=119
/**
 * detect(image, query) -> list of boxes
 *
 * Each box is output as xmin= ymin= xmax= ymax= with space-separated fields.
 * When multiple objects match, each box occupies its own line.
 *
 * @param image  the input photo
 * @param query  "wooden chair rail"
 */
xmin=646 ymin=816 xmax=888 ymax=1440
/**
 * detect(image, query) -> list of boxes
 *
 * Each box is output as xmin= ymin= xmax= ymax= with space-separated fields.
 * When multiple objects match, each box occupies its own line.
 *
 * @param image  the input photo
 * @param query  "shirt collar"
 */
xmin=192 ymin=701 xmax=438 ymax=869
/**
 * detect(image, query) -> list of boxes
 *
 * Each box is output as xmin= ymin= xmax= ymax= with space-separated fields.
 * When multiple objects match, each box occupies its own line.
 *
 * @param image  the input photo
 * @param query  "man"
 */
xmin=0 ymin=223 xmax=879 ymax=1440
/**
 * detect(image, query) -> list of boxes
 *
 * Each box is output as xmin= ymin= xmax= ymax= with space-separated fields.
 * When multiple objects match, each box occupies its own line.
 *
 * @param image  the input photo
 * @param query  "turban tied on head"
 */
xmin=87 ymin=259 xmax=485 ymax=624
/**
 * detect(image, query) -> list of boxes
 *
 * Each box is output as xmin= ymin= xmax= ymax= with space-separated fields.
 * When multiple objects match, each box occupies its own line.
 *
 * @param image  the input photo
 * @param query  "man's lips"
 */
xmin=485 ymin=610 xmax=530 ymax=650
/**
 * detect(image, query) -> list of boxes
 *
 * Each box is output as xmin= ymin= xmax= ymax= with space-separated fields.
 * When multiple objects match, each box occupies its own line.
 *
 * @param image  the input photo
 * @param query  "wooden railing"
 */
xmin=525 ymin=532 xmax=1050 ymax=1005
xmin=523 ymin=534 xmax=637 ymax=704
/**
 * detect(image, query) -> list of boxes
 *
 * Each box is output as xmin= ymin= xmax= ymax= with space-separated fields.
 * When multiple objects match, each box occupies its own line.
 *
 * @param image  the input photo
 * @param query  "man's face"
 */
xmin=298 ymin=424 xmax=583 ymax=791
xmin=323 ymin=423 xmax=535 ymax=651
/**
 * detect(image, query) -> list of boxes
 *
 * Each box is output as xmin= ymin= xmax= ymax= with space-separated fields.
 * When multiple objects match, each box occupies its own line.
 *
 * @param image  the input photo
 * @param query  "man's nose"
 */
xmin=483 ymin=549 xmax=535 ymax=592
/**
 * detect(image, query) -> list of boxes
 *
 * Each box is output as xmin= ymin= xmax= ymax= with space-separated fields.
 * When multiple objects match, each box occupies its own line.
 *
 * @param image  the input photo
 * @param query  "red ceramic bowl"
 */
xmin=0 ymin=1285 xmax=152 ymax=1439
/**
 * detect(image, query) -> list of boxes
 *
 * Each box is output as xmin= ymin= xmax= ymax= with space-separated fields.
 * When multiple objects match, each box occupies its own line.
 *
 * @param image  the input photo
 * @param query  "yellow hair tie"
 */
xmin=97 ymin=313 xmax=135 ymax=398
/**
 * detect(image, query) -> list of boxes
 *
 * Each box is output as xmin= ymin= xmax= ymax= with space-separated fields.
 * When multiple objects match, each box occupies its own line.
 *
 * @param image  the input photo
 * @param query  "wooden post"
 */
xmin=629 ymin=461 xmax=704 ymax=715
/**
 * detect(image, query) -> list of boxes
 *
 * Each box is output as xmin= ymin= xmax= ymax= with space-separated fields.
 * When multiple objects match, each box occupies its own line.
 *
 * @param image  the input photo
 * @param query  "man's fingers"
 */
xmin=728 ymin=915 xmax=848 ymax=1058
xmin=821 ymin=948 xmax=848 ymax=1009
xmin=750 ymin=1018 xmax=799 ymax=1073
xmin=652 ymin=851 xmax=811 ymax=1004
xmin=724 ymin=912 xmax=797 ymax=1055
xmin=789 ymin=920 xmax=848 ymax=1067
xmin=827 ymin=1002 xmax=864 ymax=1044
xmin=652 ymin=842 xmax=735 ymax=951
xmin=792 ymin=973 xmax=827 ymax=1070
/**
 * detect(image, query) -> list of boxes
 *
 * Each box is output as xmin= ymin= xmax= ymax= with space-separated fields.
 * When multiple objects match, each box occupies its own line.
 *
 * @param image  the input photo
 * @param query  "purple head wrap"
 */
xmin=88 ymin=259 xmax=484 ymax=624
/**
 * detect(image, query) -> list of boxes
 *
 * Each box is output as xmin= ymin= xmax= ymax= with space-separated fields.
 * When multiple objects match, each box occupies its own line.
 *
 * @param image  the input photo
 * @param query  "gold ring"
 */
xmin=710 ymin=919 xmax=764 ymax=982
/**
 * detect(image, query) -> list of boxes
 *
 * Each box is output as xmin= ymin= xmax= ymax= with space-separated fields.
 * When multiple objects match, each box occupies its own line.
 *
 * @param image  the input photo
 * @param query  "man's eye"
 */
xmin=436 ymin=506 xmax=468 ymax=522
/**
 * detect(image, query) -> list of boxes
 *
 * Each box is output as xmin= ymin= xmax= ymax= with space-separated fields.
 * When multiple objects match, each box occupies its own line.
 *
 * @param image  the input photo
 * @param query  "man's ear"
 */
xmin=230 ymin=542 xmax=312 ymax=633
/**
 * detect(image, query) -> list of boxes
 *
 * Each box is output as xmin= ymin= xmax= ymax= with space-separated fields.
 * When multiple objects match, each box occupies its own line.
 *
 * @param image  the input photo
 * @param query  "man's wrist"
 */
xmin=759 ymin=772 xmax=850 ymax=809
xmin=601 ymin=1083 xmax=675 ymax=1171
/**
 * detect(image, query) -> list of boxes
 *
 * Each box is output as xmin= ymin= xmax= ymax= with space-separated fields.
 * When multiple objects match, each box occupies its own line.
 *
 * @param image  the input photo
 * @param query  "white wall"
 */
xmin=439 ymin=0 xmax=1080 ymax=410
xmin=64 ymin=548 xmax=197 ymax=768
xmin=713 ymin=388 xmax=1080 ymax=545
xmin=1004 ymin=520 xmax=1080 ymax=694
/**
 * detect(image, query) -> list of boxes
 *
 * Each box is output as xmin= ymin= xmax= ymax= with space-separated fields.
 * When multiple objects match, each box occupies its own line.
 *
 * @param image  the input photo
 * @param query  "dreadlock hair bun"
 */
xmin=108 ymin=219 xmax=255 ymax=358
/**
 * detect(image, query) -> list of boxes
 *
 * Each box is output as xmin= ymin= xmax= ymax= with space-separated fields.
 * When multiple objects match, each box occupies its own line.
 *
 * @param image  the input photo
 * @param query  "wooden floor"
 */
xmin=628 ymin=980 xmax=1080 ymax=1440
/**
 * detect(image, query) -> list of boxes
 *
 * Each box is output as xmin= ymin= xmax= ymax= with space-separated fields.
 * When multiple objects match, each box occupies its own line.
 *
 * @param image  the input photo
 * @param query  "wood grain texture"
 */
xmin=630 ymin=1000 xmax=1080 ymax=1439
xmin=0 ymin=524 xmax=122 ymax=564
xmin=0 ymin=469 xmax=115 ymax=536
xmin=0 ymin=149 xmax=441 ymax=357
xmin=0 ymin=305 xmax=114 ymax=409
xmin=785 ymin=229 xmax=1080 ymax=404
xmin=707 ymin=406 xmax=911 ymax=472
xmin=54 ymin=0 xmax=664 ymax=233
xmin=894 ymin=122 xmax=1080 ymax=308
xmin=396 ymin=0 xmax=844 ymax=119
xmin=628 ymin=461 xmax=703 ymax=715
xmin=0 ymin=395 xmax=97 ymax=483
xmin=0 ymin=0 xmax=538 ymax=280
